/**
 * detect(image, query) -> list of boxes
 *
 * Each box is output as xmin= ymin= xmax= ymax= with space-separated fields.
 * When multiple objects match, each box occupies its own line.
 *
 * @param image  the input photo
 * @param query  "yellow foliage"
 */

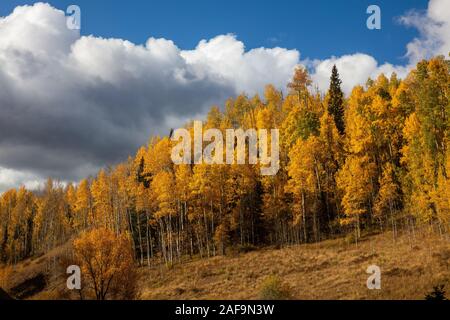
xmin=74 ymin=228 xmax=137 ymax=300
xmin=336 ymin=156 xmax=376 ymax=227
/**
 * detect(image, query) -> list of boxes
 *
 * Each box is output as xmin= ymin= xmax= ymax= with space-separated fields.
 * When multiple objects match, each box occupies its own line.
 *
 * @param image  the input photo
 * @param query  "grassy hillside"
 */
xmin=138 ymin=229 xmax=450 ymax=300
xmin=2 ymin=228 xmax=450 ymax=300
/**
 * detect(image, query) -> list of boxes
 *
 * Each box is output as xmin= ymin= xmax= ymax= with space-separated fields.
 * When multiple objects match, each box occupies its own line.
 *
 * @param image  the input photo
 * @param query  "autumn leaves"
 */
xmin=171 ymin=120 xmax=280 ymax=175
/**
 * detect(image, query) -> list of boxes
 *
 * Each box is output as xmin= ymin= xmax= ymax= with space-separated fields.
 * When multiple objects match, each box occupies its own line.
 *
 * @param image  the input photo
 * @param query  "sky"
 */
xmin=0 ymin=0 xmax=429 ymax=64
xmin=0 ymin=0 xmax=449 ymax=192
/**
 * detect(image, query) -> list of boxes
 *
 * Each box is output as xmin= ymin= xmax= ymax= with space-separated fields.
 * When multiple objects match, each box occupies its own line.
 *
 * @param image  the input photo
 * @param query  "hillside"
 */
xmin=2 ymin=228 xmax=449 ymax=300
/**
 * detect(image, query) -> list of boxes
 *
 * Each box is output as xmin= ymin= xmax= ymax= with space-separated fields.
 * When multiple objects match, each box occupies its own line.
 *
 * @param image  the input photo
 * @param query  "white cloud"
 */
xmin=310 ymin=54 xmax=410 ymax=95
xmin=181 ymin=35 xmax=300 ymax=94
xmin=400 ymin=0 xmax=450 ymax=64
xmin=0 ymin=167 xmax=44 ymax=192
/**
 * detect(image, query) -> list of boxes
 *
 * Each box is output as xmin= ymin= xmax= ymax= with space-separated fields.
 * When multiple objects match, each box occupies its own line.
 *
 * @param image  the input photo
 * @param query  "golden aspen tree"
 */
xmin=151 ymin=171 xmax=177 ymax=264
xmin=263 ymin=85 xmax=284 ymax=126
xmin=91 ymin=169 xmax=113 ymax=229
xmin=144 ymin=137 xmax=174 ymax=175
xmin=110 ymin=163 xmax=132 ymax=234
xmin=189 ymin=163 xmax=213 ymax=257
xmin=174 ymin=164 xmax=193 ymax=256
xmin=74 ymin=228 xmax=137 ymax=300
xmin=75 ymin=179 xmax=92 ymax=230
xmin=230 ymin=163 xmax=261 ymax=247
xmin=336 ymin=156 xmax=376 ymax=240
xmin=256 ymin=95 xmax=292 ymax=246
xmin=65 ymin=183 xmax=77 ymax=229
xmin=374 ymin=163 xmax=401 ymax=235
xmin=130 ymin=146 xmax=150 ymax=265
xmin=0 ymin=190 xmax=17 ymax=262
xmin=33 ymin=179 xmax=70 ymax=254
xmin=134 ymin=182 xmax=153 ymax=266
xmin=433 ymin=151 xmax=450 ymax=228
xmin=345 ymin=86 xmax=372 ymax=155
xmin=288 ymin=66 xmax=312 ymax=102
xmin=8 ymin=187 xmax=35 ymax=262
xmin=287 ymin=136 xmax=325 ymax=242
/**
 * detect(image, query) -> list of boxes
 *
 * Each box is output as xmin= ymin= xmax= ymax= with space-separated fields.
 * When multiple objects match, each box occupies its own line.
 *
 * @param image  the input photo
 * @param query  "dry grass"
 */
xmin=138 ymin=229 xmax=450 ymax=300
xmin=0 ymin=241 xmax=75 ymax=299
xmin=3 ymin=228 xmax=450 ymax=300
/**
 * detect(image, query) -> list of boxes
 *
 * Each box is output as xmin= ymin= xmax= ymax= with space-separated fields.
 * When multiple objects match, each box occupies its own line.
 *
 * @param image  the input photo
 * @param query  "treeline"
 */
xmin=0 ymin=56 xmax=449 ymax=266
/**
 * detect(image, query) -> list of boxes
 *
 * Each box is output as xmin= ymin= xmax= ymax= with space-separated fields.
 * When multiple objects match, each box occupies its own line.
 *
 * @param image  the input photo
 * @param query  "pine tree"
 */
xmin=327 ymin=65 xmax=345 ymax=134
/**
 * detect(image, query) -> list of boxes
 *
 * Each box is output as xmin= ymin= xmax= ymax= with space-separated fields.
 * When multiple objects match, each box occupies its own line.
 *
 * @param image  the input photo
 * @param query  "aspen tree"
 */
xmin=336 ymin=156 xmax=376 ymax=240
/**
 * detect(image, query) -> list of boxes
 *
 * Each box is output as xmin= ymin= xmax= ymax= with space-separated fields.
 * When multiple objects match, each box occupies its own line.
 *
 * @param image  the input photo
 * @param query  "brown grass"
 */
xmin=0 ymin=241 xmax=74 ymax=299
xmin=138 ymin=229 xmax=450 ymax=300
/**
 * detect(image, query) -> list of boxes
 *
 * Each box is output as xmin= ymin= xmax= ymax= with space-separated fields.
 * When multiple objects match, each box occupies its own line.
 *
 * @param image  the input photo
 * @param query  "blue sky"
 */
xmin=1 ymin=0 xmax=428 ymax=65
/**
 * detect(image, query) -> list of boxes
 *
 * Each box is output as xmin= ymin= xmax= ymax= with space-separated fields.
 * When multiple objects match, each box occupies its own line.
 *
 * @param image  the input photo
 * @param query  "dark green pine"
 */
xmin=327 ymin=65 xmax=345 ymax=134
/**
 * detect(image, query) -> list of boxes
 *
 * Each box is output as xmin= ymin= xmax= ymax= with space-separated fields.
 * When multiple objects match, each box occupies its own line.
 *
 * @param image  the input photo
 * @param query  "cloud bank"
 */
xmin=0 ymin=1 xmax=449 ymax=192
xmin=0 ymin=3 xmax=299 ymax=191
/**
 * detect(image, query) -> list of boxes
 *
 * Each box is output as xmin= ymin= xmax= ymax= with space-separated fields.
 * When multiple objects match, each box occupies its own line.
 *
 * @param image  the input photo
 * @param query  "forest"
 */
xmin=0 ymin=55 xmax=449 ymax=271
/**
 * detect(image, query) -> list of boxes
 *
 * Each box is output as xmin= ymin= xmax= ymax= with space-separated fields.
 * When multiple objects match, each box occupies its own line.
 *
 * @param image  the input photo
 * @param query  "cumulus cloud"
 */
xmin=309 ymin=54 xmax=410 ymax=94
xmin=0 ymin=3 xmax=299 ymax=192
xmin=399 ymin=0 xmax=450 ymax=64
xmin=181 ymin=35 xmax=300 ymax=94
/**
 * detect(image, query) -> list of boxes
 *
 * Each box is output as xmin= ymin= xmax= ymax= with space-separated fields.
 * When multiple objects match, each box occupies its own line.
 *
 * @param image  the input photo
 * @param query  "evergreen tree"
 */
xmin=327 ymin=65 xmax=345 ymax=134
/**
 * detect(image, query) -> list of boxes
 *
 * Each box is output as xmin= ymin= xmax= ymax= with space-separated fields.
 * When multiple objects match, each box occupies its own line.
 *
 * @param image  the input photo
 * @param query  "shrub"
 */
xmin=425 ymin=284 xmax=447 ymax=300
xmin=259 ymin=275 xmax=293 ymax=300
